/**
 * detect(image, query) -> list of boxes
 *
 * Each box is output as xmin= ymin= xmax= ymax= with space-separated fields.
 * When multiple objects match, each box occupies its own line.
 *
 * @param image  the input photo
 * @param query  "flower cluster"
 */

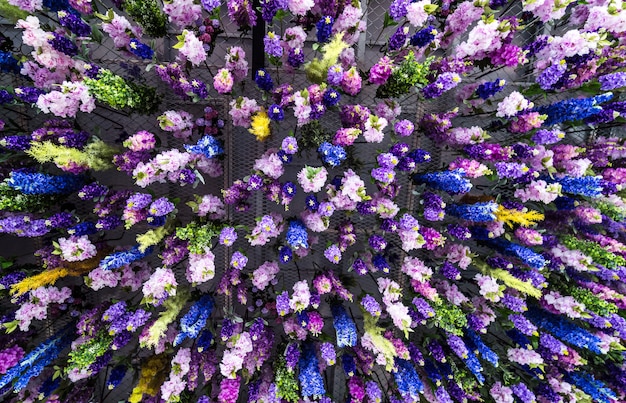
xmin=2 ymin=1 xmax=626 ymax=402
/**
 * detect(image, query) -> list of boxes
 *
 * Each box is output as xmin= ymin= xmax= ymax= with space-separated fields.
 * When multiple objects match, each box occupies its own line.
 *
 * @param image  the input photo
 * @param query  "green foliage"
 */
xmin=175 ymin=221 xmax=221 ymax=254
xmin=562 ymin=235 xmax=626 ymax=269
xmin=567 ymin=286 xmax=618 ymax=317
xmin=84 ymin=69 xmax=161 ymax=114
xmin=296 ymin=121 xmax=333 ymax=151
xmin=376 ymin=53 xmax=433 ymax=98
xmin=0 ymin=0 xmax=28 ymax=23
xmin=432 ymin=299 xmax=468 ymax=335
xmin=26 ymin=139 xmax=118 ymax=171
xmin=123 ymin=0 xmax=167 ymax=37
xmin=304 ymin=34 xmax=350 ymax=84
xmin=0 ymin=183 xmax=61 ymax=212
xmin=66 ymin=332 xmax=113 ymax=372
xmin=275 ymin=356 xmax=299 ymax=403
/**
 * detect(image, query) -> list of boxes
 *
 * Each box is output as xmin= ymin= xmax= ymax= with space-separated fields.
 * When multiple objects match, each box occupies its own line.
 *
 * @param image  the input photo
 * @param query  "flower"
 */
xmin=249 ymin=110 xmax=271 ymax=141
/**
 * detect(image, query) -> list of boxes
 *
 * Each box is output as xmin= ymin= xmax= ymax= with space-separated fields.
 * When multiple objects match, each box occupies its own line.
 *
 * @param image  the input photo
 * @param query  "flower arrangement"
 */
xmin=2 ymin=0 xmax=626 ymax=402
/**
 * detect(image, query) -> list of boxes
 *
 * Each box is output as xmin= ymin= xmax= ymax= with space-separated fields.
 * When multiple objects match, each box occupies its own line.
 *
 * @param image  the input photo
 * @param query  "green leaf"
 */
xmin=382 ymin=12 xmax=398 ymax=29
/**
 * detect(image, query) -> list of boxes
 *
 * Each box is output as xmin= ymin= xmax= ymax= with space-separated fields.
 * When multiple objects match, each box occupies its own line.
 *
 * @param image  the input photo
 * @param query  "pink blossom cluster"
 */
xmin=179 ymin=30 xmax=207 ymax=66
xmin=220 ymin=331 xmax=253 ymax=378
xmin=36 ymin=81 xmax=95 ymax=118
xmin=401 ymin=256 xmax=433 ymax=283
xmin=514 ymin=180 xmax=562 ymax=204
xmin=224 ymin=47 xmax=249 ymax=83
xmin=542 ymin=290 xmax=586 ymax=319
xmin=187 ymin=248 xmax=216 ymax=284
xmin=253 ymin=150 xmax=284 ymax=179
xmin=196 ymin=194 xmax=226 ymax=219
xmin=229 ymin=97 xmax=260 ymax=128
xmin=15 ymin=286 xmax=72 ymax=331
xmin=57 ymin=234 xmax=97 ymax=262
xmin=142 ymin=267 xmax=178 ymax=305
xmin=101 ymin=12 xmax=142 ymax=48
xmin=158 ymin=110 xmax=195 ymax=139
xmin=133 ymin=149 xmax=192 ymax=188
xmin=163 ymin=0 xmax=202 ymax=29
xmin=17 ymin=16 xmax=76 ymax=73
xmin=248 ymin=213 xmax=284 ymax=246
xmin=161 ymin=347 xmax=192 ymax=402
xmin=297 ymin=166 xmax=328 ymax=193
xmin=474 ymin=274 xmax=504 ymax=302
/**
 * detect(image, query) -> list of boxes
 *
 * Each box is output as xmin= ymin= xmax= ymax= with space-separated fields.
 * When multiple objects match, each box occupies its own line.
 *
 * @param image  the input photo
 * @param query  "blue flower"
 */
xmin=331 ymin=304 xmax=357 ymax=348
xmin=267 ymin=104 xmax=284 ymax=121
xmin=305 ymin=195 xmax=319 ymax=211
xmin=526 ymin=307 xmax=603 ymax=354
xmin=446 ymin=202 xmax=497 ymax=222
xmin=566 ymin=372 xmax=617 ymax=403
xmin=394 ymin=359 xmax=424 ymax=400
xmin=279 ymin=246 xmax=293 ymax=263
xmin=255 ymin=69 xmax=274 ymax=91
xmin=0 ymin=51 xmax=20 ymax=74
xmin=99 ymin=245 xmax=153 ymax=271
xmin=286 ymin=220 xmax=309 ymax=249
xmin=410 ymin=26 xmax=437 ymax=48
xmin=534 ymin=93 xmax=613 ymax=126
xmin=318 ymin=142 xmax=347 ymax=167
xmin=475 ymin=79 xmax=506 ymax=99
xmin=7 ymin=171 xmax=84 ymax=195
xmin=106 ymin=365 xmax=127 ymax=389
xmin=471 ymin=227 xmax=546 ymax=270
xmin=342 ymin=353 xmax=356 ymax=376
xmin=299 ymin=343 xmax=326 ymax=397
xmin=323 ymin=88 xmax=341 ymax=107
xmin=413 ymin=169 xmax=472 ymax=194
xmin=184 ymin=135 xmax=224 ymax=159
xmin=465 ymin=330 xmax=499 ymax=367
xmin=175 ymin=295 xmax=214 ymax=346
xmin=316 ymin=16 xmax=334 ymax=43
xmin=129 ymin=39 xmax=154 ymax=59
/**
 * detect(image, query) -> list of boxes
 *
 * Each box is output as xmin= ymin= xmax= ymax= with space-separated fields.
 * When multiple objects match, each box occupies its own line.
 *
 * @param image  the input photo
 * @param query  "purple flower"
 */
xmin=361 ymin=295 xmax=382 ymax=316
xmin=218 ymin=227 xmax=237 ymax=246
xmin=324 ymin=244 xmax=342 ymax=264
xmin=148 ymin=197 xmax=175 ymax=216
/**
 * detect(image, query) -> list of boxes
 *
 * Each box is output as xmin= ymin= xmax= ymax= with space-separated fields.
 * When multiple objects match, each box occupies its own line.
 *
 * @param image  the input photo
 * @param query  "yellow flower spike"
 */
xmin=249 ymin=109 xmax=271 ymax=141
xmin=494 ymin=205 xmax=544 ymax=228
xmin=10 ymin=267 xmax=70 ymax=296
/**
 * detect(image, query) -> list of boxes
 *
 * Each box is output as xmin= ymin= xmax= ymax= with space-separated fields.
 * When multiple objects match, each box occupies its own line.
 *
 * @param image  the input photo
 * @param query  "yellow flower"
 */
xmin=249 ymin=109 xmax=271 ymax=141
xmin=495 ymin=205 xmax=544 ymax=228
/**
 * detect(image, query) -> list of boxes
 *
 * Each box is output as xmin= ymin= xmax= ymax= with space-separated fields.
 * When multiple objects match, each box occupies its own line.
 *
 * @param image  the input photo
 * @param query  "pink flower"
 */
xmin=490 ymin=382 xmax=514 ymax=403
xmin=253 ymin=150 xmax=284 ymax=179
xmin=225 ymin=47 xmax=248 ymax=82
xmin=58 ymin=235 xmax=97 ymax=262
xmin=142 ymin=267 xmax=177 ymax=304
xmin=401 ymin=256 xmax=433 ymax=282
xmin=163 ymin=0 xmax=202 ymax=29
xmin=341 ymin=66 xmax=362 ymax=96
xmin=289 ymin=280 xmax=311 ymax=312
xmin=124 ymin=131 xmax=156 ymax=151
xmin=186 ymin=249 xmax=216 ymax=284
xmin=197 ymin=194 xmax=226 ymax=219
xmin=229 ymin=97 xmax=260 ymax=128
xmin=507 ymin=348 xmax=544 ymax=367
xmin=252 ymin=261 xmax=280 ymax=290
xmin=297 ymin=166 xmax=328 ymax=193
xmin=179 ymin=30 xmax=206 ymax=66
xmin=214 ymin=68 xmax=234 ymax=94
xmin=406 ymin=0 xmax=430 ymax=27
xmin=8 ymin=0 xmax=42 ymax=12
xmin=288 ymin=0 xmax=314 ymax=15
xmin=87 ymin=266 xmax=121 ymax=290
